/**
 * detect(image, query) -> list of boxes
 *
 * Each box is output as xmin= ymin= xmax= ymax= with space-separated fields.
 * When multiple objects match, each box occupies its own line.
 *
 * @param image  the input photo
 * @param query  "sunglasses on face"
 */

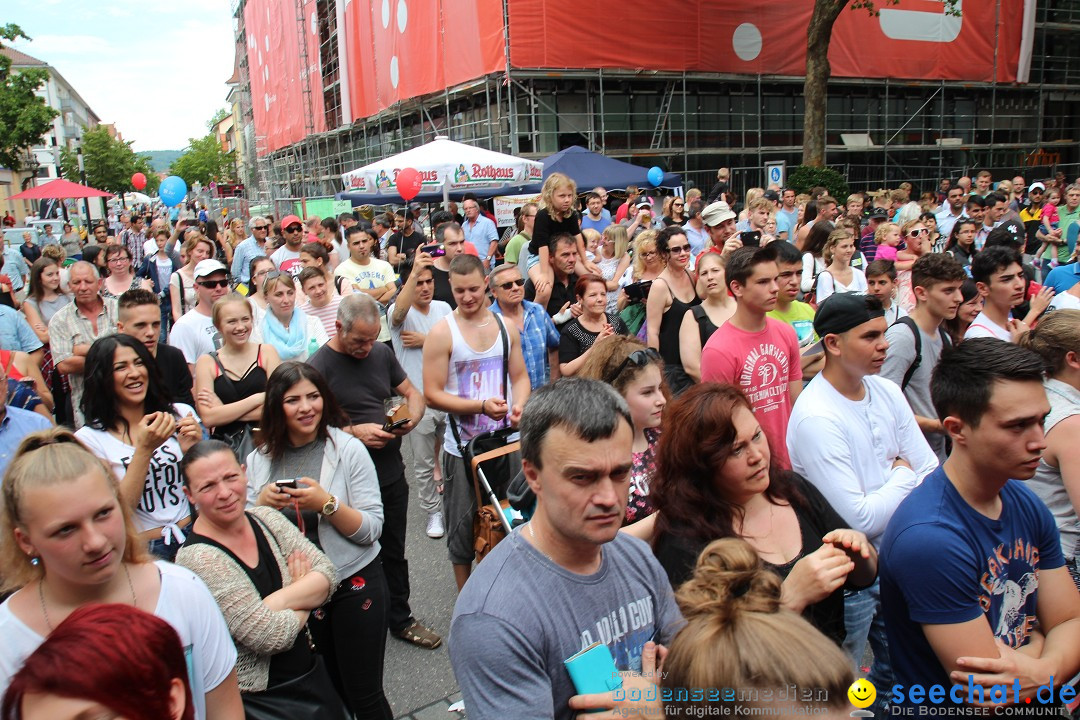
xmin=253 ymin=224 xmax=269 ymax=230
xmin=197 ymin=279 xmax=229 ymax=289
xmin=667 ymin=244 xmax=692 ymax=254
xmin=604 ymin=348 xmax=662 ymax=384
xmin=907 ymin=228 xmax=929 ymax=237
xmin=498 ymin=278 xmax=526 ymax=290
xmin=285 ymin=225 xmax=303 ymax=233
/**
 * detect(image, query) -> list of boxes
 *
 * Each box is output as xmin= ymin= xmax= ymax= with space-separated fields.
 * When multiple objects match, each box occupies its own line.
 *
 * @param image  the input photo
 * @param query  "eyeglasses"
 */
xmin=497 ymin=278 xmax=525 ymax=290
xmin=667 ymin=244 xmax=692 ymax=254
xmin=604 ymin=348 xmax=661 ymax=384
xmin=907 ymin=228 xmax=929 ymax=237
xmin=641 ymin=250 xmax=659 ymax=259
xmin=197 ymin=279 xmax=230 ymax=289
xmin=107 ymin=256 xmax=131 ymax=264
xmin=285 ymin=225 xmax=303 ymax=233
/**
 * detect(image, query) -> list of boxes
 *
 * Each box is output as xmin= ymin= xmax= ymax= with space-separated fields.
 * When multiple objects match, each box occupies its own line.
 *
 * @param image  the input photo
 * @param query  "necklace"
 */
xmin=456 ymin=310 xmax=491 ymax=328
xmin=39 ymin=563 xmax=137 ymax=632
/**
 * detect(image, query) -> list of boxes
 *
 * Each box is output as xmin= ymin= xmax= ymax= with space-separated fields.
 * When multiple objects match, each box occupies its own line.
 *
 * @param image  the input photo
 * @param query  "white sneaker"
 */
xmin=426 ymin=512 xmax=445 ymax=539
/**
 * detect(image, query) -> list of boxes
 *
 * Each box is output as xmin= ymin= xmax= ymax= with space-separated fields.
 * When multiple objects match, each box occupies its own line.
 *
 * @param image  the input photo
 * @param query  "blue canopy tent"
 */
xmin=335 ymin=145 xmax=681 ymax=204
xmin=523 ymin=145 xmax=682 ymax=192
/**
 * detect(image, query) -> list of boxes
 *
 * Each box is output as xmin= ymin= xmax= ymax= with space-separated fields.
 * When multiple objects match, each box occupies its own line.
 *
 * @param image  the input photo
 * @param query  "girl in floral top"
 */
xmin=578 ymin=335 xmax=668 ymax=525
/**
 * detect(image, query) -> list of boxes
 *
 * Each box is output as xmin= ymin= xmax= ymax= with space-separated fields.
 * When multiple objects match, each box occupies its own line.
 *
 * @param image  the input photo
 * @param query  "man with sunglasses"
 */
xmin=230 ymin=217 xmax=271 ymax=284
xmin=168 ymin=259 xmax=230 ymax=373
xmin=490 ymin=263 xmax=560 ymax=390
xmin=270 ymin=214 xmax=306 ymax=278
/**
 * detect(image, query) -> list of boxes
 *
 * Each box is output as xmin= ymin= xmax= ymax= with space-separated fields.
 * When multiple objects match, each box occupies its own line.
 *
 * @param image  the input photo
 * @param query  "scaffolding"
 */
xmin=240 ymin=0 xmax=1080 ymax=201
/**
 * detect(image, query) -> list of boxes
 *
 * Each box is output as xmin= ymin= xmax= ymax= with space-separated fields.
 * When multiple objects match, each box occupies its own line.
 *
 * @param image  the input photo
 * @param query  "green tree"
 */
xmin=59 ymin=125 xmax=147 ymax=194
xmin=802 ymin=0 xmax=958 ymax=166
xmin=169 ymin=133 xmax=235 ymax=187
xmin=0 ymin=24 xmax=58 ymax=171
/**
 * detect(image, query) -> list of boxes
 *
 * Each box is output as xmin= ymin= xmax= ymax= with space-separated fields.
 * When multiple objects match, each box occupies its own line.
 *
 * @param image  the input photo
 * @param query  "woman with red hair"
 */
xmin=650 ymin=383 xmax=878 ymax=646
xmin=1 ymin=603 xmax=194 ymax=720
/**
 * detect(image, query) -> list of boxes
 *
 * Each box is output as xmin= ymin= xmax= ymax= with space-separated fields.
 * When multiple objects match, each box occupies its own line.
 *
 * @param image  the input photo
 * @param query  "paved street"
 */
xmin=385 ymin=442 xmax=464 ymax=719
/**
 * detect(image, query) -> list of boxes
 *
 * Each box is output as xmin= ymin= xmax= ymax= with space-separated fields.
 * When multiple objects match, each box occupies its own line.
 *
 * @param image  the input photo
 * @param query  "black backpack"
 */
xmin=892 ymin=315 xmax=952 ymax=391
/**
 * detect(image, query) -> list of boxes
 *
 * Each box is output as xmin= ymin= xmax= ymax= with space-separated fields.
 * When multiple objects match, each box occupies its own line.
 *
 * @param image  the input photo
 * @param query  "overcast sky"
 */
xmin=7 ymin=0 xmax=235 ymax=152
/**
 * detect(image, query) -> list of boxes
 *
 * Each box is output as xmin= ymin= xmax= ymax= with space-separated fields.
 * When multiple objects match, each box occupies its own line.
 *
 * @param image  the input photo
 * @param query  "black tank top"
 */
xmin=211 ymin=347 xmax=268 ymax=437
xmin=657 ymin=271 xmax=701 ymax=367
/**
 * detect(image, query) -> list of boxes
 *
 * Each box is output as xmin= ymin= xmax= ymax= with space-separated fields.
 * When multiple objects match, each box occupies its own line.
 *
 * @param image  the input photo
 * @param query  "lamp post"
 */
xmin=77 ymin=131 xmax=91 ymax=227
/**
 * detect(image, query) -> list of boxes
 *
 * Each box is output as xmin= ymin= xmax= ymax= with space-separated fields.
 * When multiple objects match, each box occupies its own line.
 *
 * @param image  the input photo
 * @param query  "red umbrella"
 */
xmin=9 ymin=178 xmax=114 ymax=201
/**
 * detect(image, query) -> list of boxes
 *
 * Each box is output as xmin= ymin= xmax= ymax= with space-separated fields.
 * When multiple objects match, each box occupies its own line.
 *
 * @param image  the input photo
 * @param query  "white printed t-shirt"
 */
xmin=0 ymin=561 xmax=236 ymax=720
xmin=76 ymin=403 xmax=198 ymax=535
xmin=170 ymin=310 xmax=222 ymax=363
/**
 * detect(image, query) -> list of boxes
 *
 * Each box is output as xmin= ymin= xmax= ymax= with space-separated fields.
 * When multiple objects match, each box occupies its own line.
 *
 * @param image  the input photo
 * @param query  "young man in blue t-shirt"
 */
xmin=881 ymin=338 xmax=1080 ymax=708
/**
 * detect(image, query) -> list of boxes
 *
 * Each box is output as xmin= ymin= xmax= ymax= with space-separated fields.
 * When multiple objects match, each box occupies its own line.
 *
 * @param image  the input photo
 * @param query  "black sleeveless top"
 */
xmin=211 ymin=346 xmax=268 ymax=438
xmin=656 ymin=271 xmax=701 ymax=368
xmin=690 ymin=304 xmax=720 ymax=348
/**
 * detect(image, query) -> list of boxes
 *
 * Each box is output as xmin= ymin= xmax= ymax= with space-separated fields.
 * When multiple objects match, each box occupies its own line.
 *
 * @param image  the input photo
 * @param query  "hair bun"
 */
xmin=675 ymin=538 xmax=783 ymax=624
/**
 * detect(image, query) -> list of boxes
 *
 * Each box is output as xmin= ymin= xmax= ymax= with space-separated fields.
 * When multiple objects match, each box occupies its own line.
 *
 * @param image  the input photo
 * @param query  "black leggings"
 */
xmin=309 ymin=558 xmax=392 ymax=720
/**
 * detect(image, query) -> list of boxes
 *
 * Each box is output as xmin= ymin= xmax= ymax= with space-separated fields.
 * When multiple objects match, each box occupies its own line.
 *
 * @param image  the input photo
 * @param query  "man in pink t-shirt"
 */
xmin=700 ymin=244 xmax=802 ymax=469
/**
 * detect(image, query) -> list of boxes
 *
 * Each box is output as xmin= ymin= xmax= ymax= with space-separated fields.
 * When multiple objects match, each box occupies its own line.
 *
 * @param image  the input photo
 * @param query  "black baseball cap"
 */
xmin=814 ymin=293 xmax=886 ymax=337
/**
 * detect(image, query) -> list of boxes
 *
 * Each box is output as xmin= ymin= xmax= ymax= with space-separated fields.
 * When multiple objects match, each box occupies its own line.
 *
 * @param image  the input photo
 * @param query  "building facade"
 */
xmin=231 ymin=0 xmax=1080 ymax=205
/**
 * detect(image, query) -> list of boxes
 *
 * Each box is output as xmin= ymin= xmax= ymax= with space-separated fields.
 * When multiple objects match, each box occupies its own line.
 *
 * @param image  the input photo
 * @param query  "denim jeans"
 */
xmin=844 ymin=580 xmax=892 ymax=713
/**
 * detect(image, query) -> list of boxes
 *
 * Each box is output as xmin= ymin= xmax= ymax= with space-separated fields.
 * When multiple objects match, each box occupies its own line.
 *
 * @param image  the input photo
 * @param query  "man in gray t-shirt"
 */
xmin=390 ymin=258 xmax=452 ymax=538
xmin=449 ymin=380 xmax=683 ymax=720
xmin=880 ymin=254 xmax=967 ymax=462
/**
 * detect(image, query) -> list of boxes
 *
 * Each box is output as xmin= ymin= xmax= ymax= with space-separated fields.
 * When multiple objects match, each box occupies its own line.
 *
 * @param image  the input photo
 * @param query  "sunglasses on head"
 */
xmin=498 ymin=278 xmax=525 ymax=290
xmin=604 ymin=348 xmax=661 ymax=384
xmin=197 ymin=278 xmax=229 ymax=289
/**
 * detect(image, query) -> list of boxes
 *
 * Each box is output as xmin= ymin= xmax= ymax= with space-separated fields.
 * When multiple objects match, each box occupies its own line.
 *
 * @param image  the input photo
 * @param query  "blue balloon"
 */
xmin=647 ymin=166 xmax=664 ymax=187
xmin=159 ymin=176 xmax=188 ymax=207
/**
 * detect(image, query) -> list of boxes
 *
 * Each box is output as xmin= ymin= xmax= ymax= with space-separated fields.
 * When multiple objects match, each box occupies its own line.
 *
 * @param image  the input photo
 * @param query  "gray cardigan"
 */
xmin=175 ymin=506 xmax=338 ymax=692
xmin=246 ymin=427 xmax=384 ymax=579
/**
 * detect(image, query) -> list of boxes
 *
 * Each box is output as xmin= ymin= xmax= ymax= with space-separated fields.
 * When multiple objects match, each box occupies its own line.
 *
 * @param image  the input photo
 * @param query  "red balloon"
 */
xmin=131 ymin=172 xmax=147 ymax=191
xmin=395 ymin=167 xmax=423 ymax=202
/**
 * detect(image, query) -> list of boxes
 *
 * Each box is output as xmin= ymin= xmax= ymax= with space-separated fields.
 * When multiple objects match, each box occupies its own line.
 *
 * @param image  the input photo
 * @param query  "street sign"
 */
xmin=765 ymin=161 xmax=786 ymax=188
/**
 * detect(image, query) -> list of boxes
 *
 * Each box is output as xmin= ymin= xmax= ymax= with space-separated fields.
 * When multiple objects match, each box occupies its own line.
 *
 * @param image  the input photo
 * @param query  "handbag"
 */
xmin=240 ymin=655 xmax=347 ymax=720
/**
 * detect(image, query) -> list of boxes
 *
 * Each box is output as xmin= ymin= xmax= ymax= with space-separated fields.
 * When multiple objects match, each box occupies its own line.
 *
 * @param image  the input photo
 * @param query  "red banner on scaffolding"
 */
xmin=506 ymin=0 xmax=1031 ymax=84
xmin=343 ymin=0 xmax=505 ymax=122
xmin=244 ymin=0 xmax=326 ymax=155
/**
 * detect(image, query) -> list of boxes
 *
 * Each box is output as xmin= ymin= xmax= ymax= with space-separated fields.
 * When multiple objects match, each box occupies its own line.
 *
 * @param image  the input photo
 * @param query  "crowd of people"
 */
xmin=1 ymin=167 xmax=1080 ymax=719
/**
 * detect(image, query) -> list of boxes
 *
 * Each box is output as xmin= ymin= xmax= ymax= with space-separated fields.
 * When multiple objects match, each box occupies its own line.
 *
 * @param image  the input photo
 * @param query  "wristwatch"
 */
xmin=321 ymin=495 xmax=340 ymax=517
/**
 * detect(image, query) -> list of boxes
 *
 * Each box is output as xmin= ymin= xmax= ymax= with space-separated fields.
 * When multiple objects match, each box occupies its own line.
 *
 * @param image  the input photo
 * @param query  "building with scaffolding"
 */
xmin=230 ymin=0 xmax=1080 ymax=212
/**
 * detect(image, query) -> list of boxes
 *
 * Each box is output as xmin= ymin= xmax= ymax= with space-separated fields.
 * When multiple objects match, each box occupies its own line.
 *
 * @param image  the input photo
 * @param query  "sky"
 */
xmin=6 ymin=0 xmax=235 ymax=152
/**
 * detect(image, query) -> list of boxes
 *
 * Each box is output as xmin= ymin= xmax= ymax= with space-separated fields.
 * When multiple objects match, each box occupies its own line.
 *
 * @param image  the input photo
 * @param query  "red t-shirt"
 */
xmin=700 ymin=318 xmax=802 ymax=469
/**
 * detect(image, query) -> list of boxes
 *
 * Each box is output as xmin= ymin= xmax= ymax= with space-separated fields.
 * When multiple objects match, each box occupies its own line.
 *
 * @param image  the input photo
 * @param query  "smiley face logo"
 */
xmin=848 ymin=679 xmax=876 ymax=709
